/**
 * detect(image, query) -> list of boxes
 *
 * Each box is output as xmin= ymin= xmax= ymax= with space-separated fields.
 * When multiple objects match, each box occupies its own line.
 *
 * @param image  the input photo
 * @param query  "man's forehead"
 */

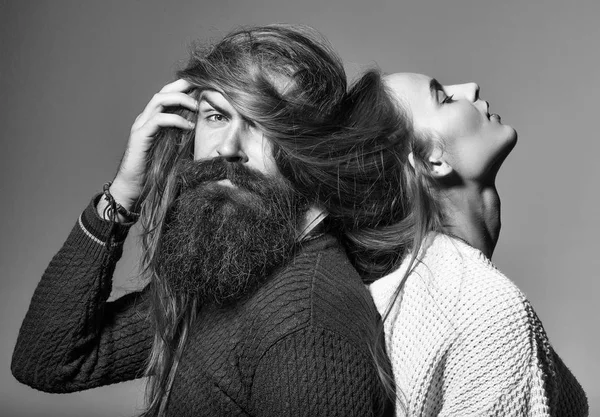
xmin=199 ymin=90 xmax=232 ymax=108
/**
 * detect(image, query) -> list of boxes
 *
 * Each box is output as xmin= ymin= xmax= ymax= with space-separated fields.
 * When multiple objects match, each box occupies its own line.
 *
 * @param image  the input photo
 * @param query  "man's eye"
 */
xmin=207 ymin=114 xmax=226 ymax=122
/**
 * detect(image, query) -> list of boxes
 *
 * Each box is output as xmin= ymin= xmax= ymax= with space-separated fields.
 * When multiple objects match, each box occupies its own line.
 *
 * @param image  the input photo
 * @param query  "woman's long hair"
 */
xmin=137 ymin=24 xmax=349 ymax=416
xmin=339 ymin=71 xmax=445 ymax=280
xmin=299 ymin=69 xmax=446 ymax=408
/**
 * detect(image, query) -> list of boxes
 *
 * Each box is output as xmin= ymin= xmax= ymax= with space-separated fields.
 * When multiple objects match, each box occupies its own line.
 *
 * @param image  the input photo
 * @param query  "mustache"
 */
xmin=177 ymin=157 xmax=277 ymax=195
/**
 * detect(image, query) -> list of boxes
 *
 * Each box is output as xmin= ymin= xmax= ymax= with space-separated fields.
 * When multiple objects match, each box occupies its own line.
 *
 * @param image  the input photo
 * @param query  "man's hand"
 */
xmin=98 ymin=79 xmax=198 ymax=221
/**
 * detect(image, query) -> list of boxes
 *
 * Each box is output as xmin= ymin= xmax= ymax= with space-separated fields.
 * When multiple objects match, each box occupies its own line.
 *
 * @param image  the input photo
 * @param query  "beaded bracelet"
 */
xmin=102 ymin=181 xmax=140 ymax=222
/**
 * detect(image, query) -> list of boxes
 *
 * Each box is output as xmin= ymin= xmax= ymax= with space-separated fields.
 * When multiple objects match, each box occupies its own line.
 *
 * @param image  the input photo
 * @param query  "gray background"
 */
xmin=1 ymin=0 xmax=598 ymax=416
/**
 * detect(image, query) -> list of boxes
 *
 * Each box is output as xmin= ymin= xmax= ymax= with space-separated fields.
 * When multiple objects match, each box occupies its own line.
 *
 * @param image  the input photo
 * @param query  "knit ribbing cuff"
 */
xmin=79 ymin=194 xmax=133 ymax=245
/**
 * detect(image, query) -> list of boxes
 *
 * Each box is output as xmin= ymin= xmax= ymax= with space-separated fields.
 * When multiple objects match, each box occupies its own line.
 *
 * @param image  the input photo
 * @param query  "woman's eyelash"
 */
xmin=442 ymin=94 xmax=454 ymax=104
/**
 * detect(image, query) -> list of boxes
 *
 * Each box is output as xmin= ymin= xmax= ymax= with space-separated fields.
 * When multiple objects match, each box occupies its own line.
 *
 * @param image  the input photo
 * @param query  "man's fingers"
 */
xmin=137 ymin=113 xmax=195 ymax=137
xmin=159 ymin=79 xmax=194 ymax=93
xmin=149 ymin=92 xmax=198 ymax=111
xmin=135 ymin=79 xmax=198 ymax=125
xmin=136 ymin=92 xmax=198 ymax=126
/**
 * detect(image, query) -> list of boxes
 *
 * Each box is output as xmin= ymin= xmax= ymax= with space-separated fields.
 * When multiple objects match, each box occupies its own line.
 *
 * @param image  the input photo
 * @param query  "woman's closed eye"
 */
xmin=437 ymin=89 xmax=454 ymax=104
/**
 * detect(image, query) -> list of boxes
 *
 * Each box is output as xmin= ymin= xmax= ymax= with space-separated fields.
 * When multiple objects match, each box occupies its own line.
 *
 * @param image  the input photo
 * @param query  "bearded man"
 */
xmin=11 ymin=25 xmax=391 ymax=416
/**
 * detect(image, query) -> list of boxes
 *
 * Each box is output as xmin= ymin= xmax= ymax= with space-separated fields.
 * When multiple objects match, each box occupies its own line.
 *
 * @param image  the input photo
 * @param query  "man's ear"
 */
xmin=408 ymin=151 xmax=454 ymax=178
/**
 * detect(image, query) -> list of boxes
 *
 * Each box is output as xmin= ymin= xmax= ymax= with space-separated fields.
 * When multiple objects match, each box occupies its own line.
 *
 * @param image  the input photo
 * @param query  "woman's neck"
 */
xmin=440 ymin=183 xmax=501 ymax=258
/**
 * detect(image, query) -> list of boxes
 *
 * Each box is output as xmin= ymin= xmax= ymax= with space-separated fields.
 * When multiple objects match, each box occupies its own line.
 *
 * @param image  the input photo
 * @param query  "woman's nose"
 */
xmin=449 ymin=82 xmax=480 ymax=102
xmin=465 ymin=82 xmax=480 ymax=102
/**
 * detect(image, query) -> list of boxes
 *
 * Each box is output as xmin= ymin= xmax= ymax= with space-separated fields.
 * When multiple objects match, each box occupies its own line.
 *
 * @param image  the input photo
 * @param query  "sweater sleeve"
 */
xmin=523 ymin=302 xmax=589 ymax=417
xmin=249 ymin=327 xmax=388 ymax=417
xmin=438 ymin=291 xmax=588 ymax=417
xmin=11 ymin=196 xmax=153 ymax=393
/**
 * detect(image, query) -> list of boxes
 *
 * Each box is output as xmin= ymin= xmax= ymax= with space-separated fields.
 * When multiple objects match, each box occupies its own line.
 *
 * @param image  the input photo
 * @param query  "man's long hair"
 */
xmin=138 ymin=24 xmax=347 ymax=416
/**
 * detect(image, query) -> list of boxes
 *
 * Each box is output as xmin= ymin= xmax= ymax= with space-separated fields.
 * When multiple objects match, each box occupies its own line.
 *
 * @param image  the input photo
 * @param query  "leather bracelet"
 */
xmin=102 ymin=181 xmax=140 ymax=222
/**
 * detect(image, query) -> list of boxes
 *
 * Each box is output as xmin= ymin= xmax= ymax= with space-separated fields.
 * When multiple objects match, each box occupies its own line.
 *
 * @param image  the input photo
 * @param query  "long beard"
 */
xmin=155 ymin=158 xmax=309 ymax=305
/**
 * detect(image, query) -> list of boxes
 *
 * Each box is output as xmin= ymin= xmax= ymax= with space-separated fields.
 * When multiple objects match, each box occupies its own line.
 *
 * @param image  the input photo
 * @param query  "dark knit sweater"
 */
xmin=12 ymin=197 xmax=390 ymax=416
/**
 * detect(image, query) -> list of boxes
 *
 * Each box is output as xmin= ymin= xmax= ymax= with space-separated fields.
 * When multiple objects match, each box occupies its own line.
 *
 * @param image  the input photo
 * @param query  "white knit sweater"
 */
xmin=369 ymin=234 xmax=588 ymax=417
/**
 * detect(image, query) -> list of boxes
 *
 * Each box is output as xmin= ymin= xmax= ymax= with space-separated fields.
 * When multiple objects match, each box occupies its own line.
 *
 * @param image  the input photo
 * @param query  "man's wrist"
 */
xmin=96 ymin=198 xmax=134 ymax=223
xmin=88 ymin=194 xmax=133 ymax=241
xmin=107 ymin=178 xmax=138 ymax=211
xmin=96 ymin=181 xmax=140 ymax=224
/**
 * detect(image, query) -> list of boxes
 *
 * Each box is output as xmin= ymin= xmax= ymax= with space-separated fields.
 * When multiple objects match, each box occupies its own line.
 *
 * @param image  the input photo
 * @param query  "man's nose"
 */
xmin=216 ymin=125 xmax=248 ymax=163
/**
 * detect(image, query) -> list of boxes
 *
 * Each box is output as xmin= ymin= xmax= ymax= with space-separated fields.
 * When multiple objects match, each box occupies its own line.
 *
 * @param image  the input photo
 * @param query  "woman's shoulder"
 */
xmin=425 ymin=234 xmax=532 ymax=324
xmin=370 ymin=234 xmax=534 ymax=330
xmin=426 ymin=234 xmax=524 ymax=293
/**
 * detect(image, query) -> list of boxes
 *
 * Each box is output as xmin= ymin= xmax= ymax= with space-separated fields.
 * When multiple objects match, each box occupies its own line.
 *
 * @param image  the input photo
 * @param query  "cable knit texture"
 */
xmin=369 ymin=234 xmax=588 ymax=417
xmin=12 ymin=196 xmax=390 ymax=417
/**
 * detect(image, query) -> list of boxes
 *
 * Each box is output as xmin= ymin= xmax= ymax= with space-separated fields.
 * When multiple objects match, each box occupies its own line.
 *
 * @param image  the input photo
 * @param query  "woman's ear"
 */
xmin=428 ymin=154 xmax=453 ymax=178
xmin=408 ymin=151 xmax=453 ymax=178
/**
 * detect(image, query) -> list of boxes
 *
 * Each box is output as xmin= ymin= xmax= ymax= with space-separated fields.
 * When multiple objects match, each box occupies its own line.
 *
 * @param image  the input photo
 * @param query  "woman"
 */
xmin=321 ymin=70 xmax=589 ymax=416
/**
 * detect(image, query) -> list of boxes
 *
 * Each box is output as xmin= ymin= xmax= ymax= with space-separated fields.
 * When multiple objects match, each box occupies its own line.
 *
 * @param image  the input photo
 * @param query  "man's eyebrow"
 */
xmin=199 ymin=95 xmax=232 ymax=119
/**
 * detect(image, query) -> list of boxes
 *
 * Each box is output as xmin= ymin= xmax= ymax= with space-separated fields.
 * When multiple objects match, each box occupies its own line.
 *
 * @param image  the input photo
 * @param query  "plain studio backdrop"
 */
xmin=1 ymin=0 xmax=598 ymax=416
